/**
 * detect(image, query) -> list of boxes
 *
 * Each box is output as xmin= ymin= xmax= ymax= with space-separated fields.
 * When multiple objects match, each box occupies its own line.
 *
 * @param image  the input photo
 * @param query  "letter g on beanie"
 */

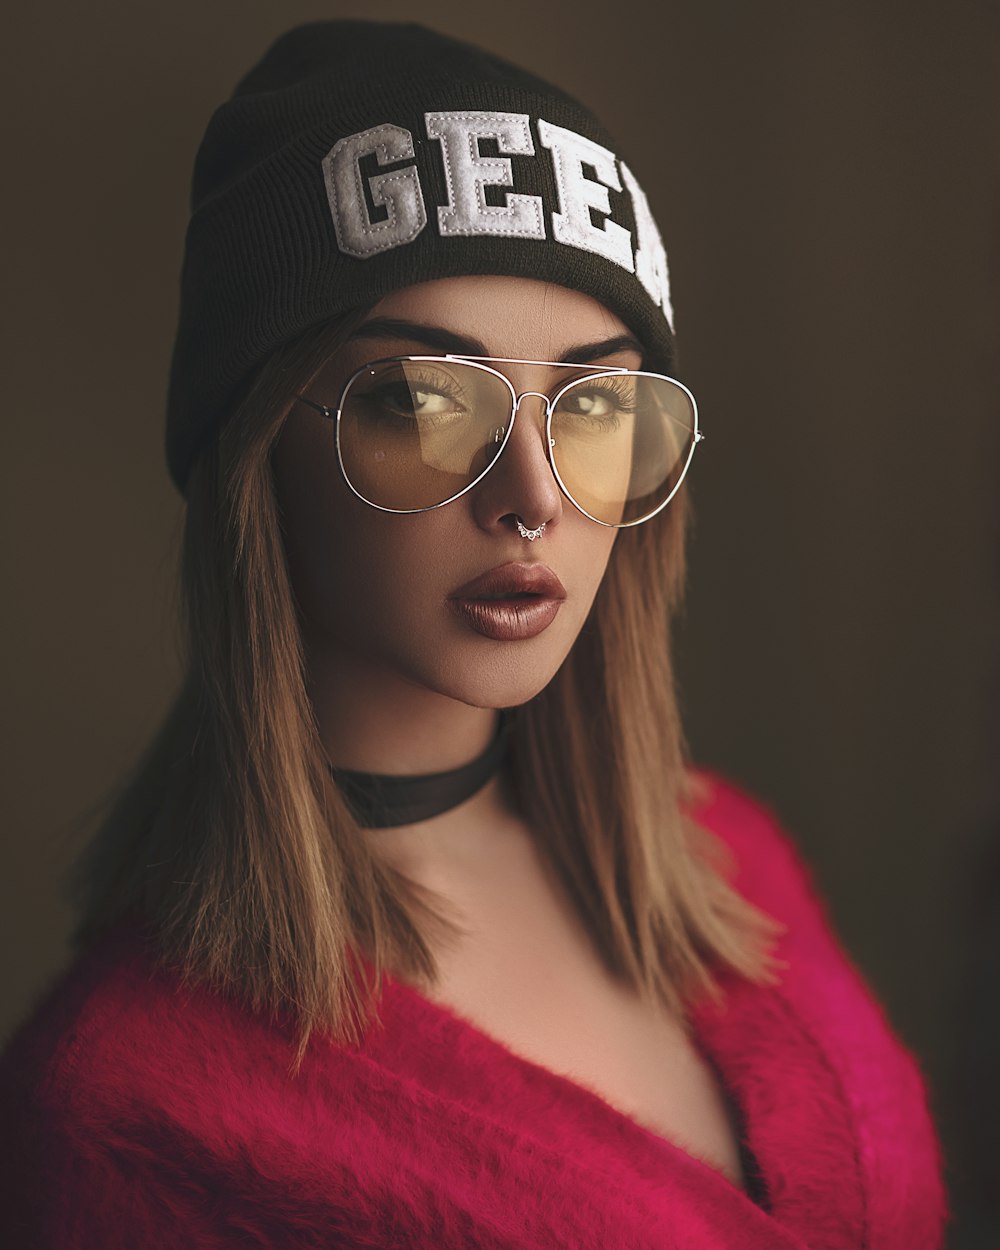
xmin=165 ymin=20 xmax=676 ymax=496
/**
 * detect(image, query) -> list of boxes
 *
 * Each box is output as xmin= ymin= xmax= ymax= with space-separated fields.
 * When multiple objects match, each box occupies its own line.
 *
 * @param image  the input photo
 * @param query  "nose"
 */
xmin=467 ymin=392 xmax=564 ymax=536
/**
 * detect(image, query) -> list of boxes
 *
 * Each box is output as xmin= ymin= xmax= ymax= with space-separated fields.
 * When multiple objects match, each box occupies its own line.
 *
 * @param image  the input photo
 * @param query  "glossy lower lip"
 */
xmin=449 ymin=596 xmax=562 ymax=641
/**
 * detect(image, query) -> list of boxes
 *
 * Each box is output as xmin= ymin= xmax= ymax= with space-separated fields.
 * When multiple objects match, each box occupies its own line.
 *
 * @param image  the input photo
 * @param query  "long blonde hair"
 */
xmin=66 ymin=308 xmax=782 ymax=1072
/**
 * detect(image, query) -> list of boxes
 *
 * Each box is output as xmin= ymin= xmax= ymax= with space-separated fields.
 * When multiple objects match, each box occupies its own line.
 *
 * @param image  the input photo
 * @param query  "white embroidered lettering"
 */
xmin=620 ymin=162 xmax=673 ymax=325
xmin=425 ymin=110 xmax=546 ymax=240
xmin=322 ymin=124 xmax=427 ymax=259
xmin=535 ymin=120 xmax=634 ymax=272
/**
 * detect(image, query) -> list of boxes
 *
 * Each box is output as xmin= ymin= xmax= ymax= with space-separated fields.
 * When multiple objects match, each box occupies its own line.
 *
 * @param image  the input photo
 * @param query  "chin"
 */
xmin=414 ymin=638 xmax=573 ymax=710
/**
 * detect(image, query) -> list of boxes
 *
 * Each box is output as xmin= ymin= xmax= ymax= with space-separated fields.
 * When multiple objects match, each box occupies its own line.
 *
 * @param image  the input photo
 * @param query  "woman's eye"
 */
xmin=565 ymin=391 xmax=615 ymax=417
xmin=366 ymin=383 xmax=462 ymax=419
xmin=557 ymin=388 xmax=628 ymax=421
xmin=410 ymin=387 xmax=459 ymax=415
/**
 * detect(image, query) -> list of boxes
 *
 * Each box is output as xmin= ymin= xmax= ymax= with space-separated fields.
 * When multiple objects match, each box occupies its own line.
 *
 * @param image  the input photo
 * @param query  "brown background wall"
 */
xmin=3 ymin=0 xmax=997 ymax=1241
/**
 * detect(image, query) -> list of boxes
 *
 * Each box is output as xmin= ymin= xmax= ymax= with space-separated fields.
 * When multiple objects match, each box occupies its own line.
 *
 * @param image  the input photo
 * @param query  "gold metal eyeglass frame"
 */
xmin=294 ymin=354 xmax=704 ymax=528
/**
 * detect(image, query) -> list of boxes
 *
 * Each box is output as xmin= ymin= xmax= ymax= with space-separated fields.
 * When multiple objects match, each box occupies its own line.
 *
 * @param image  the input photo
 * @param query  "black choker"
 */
xmin=329 ymin=712 xmax=513 ymax=828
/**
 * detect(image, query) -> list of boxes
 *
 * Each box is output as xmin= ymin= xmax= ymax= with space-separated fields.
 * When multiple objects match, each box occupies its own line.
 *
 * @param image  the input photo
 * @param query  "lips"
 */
xmin=447 ymin=561 xmax=566 ymax=642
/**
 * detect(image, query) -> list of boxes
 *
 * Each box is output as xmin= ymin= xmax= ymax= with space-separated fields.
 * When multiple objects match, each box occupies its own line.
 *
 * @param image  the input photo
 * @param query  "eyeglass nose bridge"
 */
xmin=514 ymin=390 xmax=553 ymax=408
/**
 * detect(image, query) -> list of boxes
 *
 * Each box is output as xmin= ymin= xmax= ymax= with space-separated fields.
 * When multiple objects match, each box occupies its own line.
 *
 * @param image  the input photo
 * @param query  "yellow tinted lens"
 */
xmin=551 ymin=374 xmax=695 ymax=525
xmin=338 ymin=361 xmax=512 ymax=509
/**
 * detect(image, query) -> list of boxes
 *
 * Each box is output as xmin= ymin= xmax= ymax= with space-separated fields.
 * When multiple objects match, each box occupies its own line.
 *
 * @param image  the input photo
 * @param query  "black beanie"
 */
xmin=165 ymin=20 xmax=676 ymax=496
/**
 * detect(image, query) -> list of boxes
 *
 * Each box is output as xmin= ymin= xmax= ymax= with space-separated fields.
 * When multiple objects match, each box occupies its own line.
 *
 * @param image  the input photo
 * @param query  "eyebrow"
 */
xmin=348 ymin=317 xmax=644 ymax=364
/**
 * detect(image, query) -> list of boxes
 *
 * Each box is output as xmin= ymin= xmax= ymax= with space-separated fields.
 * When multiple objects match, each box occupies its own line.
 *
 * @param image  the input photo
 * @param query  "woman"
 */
xmin=0 ymin=20 xmax=946 ymax=1248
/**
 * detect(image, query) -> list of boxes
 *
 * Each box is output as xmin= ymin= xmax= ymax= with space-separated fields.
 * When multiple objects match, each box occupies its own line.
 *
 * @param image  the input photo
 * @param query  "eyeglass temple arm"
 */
xmin=295 ymin=395 xmax=336 ymax=419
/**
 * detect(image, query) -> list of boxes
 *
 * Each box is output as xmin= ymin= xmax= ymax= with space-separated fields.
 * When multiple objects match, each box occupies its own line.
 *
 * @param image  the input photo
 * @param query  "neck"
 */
xmin=306 ymin=641 xmax=501 ymax=775
xmin=341 ymin=763 xmax=530 ymax=899
xmin=305 ymin=640 xmax=524 ymax=841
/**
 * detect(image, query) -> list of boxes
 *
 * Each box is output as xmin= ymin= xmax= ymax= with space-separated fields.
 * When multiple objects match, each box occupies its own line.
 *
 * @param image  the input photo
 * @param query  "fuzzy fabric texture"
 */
xmin=0 ymin=772 xmax=948 ymax=1248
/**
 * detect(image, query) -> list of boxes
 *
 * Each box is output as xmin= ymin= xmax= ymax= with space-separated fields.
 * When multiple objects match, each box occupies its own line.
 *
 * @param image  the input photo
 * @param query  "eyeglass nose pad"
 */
xmin=483 ymin=424 xmax=505 ymax=466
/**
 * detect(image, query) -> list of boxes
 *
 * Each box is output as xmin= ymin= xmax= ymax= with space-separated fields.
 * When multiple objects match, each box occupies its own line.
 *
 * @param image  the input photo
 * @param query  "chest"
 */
xmin=412 ymin=836 xmax=748 ymax=1191
xmin=429 ymin=960 xmax=747 ymax=1190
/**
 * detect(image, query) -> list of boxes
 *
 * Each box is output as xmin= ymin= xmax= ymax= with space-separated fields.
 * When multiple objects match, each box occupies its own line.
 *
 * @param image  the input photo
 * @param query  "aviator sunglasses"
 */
xmin=295 ymin=355 xmax=703 ymax=528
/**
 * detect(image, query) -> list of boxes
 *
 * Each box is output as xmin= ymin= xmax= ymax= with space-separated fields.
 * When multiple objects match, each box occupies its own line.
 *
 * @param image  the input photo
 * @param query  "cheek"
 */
xmin=272 ymin=421 xmax=450 ymax=645
xmin=574 ymin=525 xmax=618 ymax=604
xmin=272 ymin=418 xmax=354 ymax=634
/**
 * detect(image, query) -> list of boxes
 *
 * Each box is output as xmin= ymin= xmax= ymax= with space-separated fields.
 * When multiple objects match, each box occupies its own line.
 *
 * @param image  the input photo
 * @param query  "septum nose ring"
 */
xmin=516 ymin=518 xmax=546 ymax=541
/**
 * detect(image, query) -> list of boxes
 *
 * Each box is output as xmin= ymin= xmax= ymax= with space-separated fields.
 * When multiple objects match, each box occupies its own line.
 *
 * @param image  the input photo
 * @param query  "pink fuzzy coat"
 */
xmin=0 ymin=773 xmax=947 ymax=1247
